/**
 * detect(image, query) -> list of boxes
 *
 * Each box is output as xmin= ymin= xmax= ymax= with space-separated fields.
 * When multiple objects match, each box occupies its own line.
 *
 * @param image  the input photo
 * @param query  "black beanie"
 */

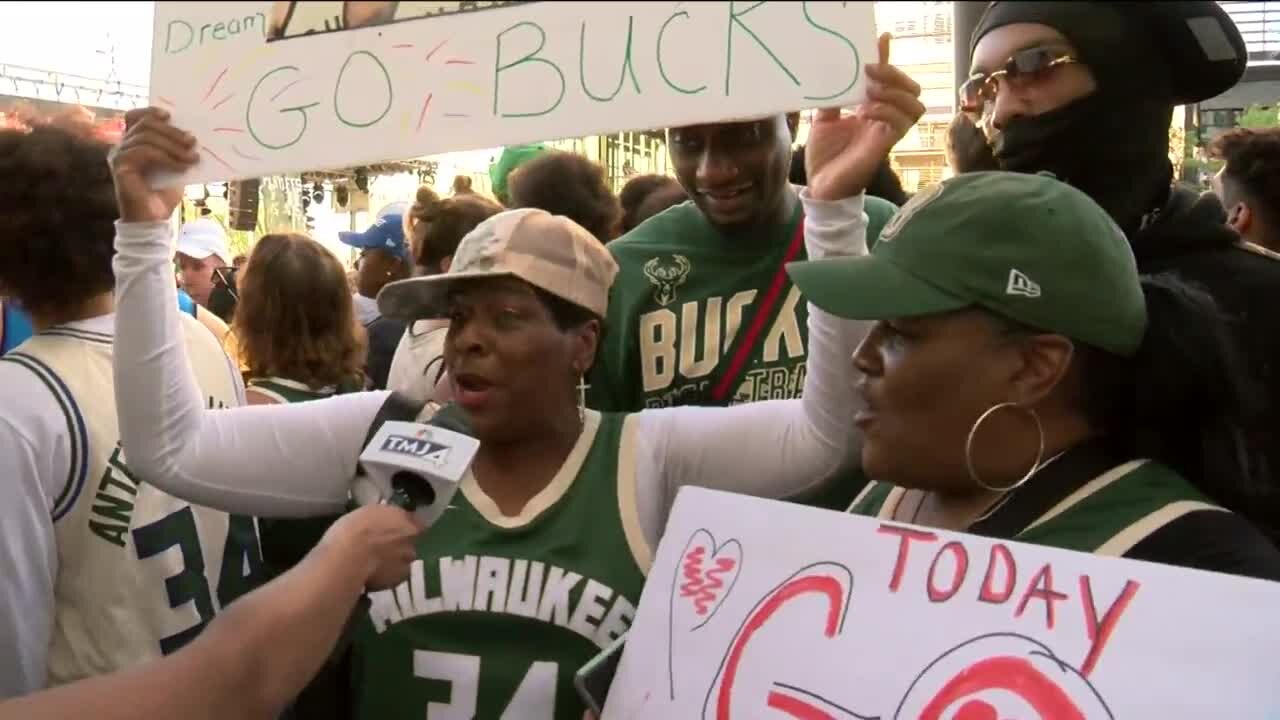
xmin=971 ymin=1 xmax=1246 ymax=105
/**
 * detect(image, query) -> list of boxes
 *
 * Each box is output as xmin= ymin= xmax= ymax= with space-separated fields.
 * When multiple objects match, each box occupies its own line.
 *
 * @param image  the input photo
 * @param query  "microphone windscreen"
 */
xmin=429 ymin=403 xmax=474 ymax=436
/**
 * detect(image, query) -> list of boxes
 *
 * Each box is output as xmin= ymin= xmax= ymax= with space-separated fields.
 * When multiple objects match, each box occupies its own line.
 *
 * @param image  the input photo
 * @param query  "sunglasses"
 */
xmin=959 ymin=47 xmax=1080 ymax=115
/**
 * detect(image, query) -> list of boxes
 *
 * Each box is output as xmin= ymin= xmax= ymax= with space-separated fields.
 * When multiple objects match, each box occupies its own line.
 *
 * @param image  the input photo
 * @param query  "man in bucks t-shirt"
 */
xmin=588 ymin=113 xmax=897 ymax=508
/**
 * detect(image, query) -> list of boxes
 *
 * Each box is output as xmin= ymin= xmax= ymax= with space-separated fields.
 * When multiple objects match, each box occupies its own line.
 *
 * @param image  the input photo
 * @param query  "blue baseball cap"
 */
xmin=340 ymin=214 xmax=408 ymax=260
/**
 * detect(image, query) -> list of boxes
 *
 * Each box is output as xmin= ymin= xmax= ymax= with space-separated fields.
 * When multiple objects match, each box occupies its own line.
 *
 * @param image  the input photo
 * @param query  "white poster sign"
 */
xmin=606 ymin=487 xmax=1280 ymax=718
xmin=149 ymin=1 xmax=877 ymax=184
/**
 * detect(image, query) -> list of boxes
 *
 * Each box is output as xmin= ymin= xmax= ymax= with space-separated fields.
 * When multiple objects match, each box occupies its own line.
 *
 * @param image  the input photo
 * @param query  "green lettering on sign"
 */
xmin=579 ymin=17 xmax=641 ymax=102
xmin=246 ymin=65 xmax=319 ymax=150
xmin=657 ymin=11 xmax=707 ymax=96
xmin=493 ymin=21 xmax=566 ymax=118
xmin=726 ymin=1 xmax=800 ymax=96
xmin=334 ymin=50 xmax=394 ymax=128
xmin=802 ymin=1 xmax=860 ymax=101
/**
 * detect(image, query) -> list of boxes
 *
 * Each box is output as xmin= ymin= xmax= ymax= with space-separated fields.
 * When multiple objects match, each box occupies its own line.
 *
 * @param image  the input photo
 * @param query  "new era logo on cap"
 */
xmin=1006 ymin=268 xmax=1041 ymax=298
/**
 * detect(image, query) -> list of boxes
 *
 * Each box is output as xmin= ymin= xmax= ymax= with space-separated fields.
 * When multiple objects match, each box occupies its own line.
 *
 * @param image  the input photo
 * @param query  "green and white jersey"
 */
xmin=246 ymin=376 xmax=357 ymax=582
xmin=849 ymin=459 xmax=1221 ymax=555
xmin=247 ymin=376 xmax=349 ymax=404
xmin=589 ymin=190 xmax=897 ymax=412
xmin=349 ymin=410 xmax=646 ymax=720
xmin=0 ymin=313 xmax=266 ymax=687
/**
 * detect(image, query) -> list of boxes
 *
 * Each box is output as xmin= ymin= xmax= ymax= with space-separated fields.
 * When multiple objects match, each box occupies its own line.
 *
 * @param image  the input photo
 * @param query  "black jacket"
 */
xmin=1131 ymin=185 xmax=1280 ymax=540
xmin=364 ymin=315 xmax=407 ymax=391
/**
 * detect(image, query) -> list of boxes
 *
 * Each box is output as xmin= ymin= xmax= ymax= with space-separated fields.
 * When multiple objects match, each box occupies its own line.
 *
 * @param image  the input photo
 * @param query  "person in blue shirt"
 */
xmin=2 ymin=290 xmax=205 ymax=355
xmin=0 ymin=298 xmax=35 ymax=354
xmin=339 ymin=212 xmax=411 ymax=389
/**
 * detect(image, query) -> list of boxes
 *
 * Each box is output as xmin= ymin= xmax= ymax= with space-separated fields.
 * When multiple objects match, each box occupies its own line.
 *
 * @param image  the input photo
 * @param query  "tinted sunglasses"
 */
xmin=959 ymin=47 xmax=1080 ymax=115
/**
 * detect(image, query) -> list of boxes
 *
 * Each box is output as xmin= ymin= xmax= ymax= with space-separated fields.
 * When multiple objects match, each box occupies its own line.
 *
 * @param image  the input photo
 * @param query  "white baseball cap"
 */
xmin=177 ymin=219 xmax=231 ymax=264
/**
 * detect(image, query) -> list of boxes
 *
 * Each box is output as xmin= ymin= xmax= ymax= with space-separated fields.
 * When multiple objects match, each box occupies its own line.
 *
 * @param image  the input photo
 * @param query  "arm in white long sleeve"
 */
xmin=629 ymin=189 xmax=871 ymax=547
xmin=112 ymin=221 xmax=389 ymax=517
xmin=0 ymin=406 xmax=57 ymax=698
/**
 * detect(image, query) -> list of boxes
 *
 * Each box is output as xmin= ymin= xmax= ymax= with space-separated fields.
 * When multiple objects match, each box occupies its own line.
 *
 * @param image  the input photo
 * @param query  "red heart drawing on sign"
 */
xmin=679 ymin=534 xmax=743 ymax=621
xmin=667 ymin=529 xmax=744 ymax=701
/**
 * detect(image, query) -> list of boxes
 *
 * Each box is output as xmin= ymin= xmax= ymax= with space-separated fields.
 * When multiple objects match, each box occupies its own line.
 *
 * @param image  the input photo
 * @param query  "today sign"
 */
xmin=605 ymin=487 xmax=1280 ymax=718
xmin=149 ymin=1 xmax=879 ymax=184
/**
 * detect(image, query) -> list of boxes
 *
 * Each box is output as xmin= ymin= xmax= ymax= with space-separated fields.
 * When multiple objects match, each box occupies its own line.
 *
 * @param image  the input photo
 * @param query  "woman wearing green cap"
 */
xmin=962 ymin=1 xmax=1280 ymax=543
xmin=788 ymin=170 xmax=1280 ymax=580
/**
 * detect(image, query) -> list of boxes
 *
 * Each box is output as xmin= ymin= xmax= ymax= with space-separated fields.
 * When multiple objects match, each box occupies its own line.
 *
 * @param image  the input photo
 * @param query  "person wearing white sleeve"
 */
xmin=109 ymin=40 xmax=923 ymax=720
xmin=0 ymin=122 xmax=265 ymax=699
xmin=0 ymin=369 xmax=62 ymax=696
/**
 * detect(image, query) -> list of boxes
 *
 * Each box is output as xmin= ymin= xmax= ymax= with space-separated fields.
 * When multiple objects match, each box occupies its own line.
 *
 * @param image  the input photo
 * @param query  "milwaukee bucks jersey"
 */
xmin=1 ymin=314 xmax=266 ymax=685
xmin=589 ymin=192 xmax=897 ymax=412
xmin=348 ymin=410 xmax=647 ymax=720
xmin=246 ymin=376 xmax=355 ymax=582
xmin=246 ymin=376 xmax=354 ymax=404
xmin=850 ymin=460 xmax=1222 ymax=555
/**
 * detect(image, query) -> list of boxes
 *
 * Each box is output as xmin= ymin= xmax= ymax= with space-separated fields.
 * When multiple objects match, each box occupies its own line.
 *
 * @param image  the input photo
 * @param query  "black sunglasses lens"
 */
xmin=1008 ymin=48 xmax=1057 ymax=78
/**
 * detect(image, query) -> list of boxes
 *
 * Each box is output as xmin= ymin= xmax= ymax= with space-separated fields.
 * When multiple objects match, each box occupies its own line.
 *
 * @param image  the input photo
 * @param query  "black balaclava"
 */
xmin=971 ymin=2 xmax=1176 ymax=237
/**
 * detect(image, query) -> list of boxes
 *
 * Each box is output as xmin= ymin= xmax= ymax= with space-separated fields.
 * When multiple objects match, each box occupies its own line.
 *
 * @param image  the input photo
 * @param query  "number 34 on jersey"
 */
xmin=354 ymin=553 xmax=637 ymax=720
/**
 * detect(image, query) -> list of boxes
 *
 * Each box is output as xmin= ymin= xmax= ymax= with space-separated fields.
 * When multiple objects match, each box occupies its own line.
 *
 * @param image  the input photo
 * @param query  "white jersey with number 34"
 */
xmin=8 ymin=314 xmax=264 ymax=686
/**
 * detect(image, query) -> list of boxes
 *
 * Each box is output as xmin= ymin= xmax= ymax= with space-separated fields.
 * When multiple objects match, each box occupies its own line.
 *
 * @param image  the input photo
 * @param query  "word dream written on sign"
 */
xmin=606 ymin=487 xmax=1280 ymax=719
xmin=150 ymin=1 xmax=876 ymax=184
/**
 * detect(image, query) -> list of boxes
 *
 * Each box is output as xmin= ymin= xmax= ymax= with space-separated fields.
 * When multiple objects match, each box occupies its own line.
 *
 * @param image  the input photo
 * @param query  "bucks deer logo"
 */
xmin=644 ymin=254 xmax=692 ymax=307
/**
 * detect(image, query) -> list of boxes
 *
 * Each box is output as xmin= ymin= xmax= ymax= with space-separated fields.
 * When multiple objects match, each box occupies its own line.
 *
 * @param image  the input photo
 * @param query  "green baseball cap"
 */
xmin=489 ymin=143 xmax=548 ymax=200
xmin=786 ymin=171 xmax=1147 ymax=357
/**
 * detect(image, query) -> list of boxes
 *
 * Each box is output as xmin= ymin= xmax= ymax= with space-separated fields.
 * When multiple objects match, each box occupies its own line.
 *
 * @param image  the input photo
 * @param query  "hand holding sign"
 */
xmin=806 ymin=34 xmax=925 ymax=202
xmin=108 ymin=108 xmax=199 ymax=223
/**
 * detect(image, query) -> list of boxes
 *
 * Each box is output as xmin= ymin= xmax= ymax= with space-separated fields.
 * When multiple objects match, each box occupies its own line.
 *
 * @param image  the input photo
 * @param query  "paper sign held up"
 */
xmin=606 ymin=487 xmax=1280 ymax=718
xmin=149 ymin=1 xmax=877 ymax=184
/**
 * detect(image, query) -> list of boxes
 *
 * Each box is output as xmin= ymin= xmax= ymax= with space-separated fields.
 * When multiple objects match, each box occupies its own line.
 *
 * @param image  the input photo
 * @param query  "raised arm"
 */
xmin=627 ymin=38 xmax=925 ymax=546
xmin=109 ymin=109 xmax=389 ymax=517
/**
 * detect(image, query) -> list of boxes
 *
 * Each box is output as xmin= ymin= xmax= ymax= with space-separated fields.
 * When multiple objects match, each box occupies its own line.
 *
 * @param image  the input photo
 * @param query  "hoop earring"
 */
xmin=965 ymin=402 xmax=1045 ymax=493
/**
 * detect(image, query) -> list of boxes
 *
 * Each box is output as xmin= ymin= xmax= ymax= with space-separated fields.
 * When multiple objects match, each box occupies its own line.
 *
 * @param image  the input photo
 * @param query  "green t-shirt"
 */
xmin=347 ymin=411 xmax=646 ymax=720
xmin=586 ymin=190 xmax=897 ymax=507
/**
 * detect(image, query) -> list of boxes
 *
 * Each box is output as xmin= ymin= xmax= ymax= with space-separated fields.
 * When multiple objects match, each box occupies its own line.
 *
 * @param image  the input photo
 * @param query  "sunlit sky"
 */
xmin=0 ymin=2 xmax=154 ymax=85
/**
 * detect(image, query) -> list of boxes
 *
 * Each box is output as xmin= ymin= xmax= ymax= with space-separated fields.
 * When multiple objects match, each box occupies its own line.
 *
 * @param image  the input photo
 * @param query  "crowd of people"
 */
xmin=1 ymin=2 xmax=1279 ymax=718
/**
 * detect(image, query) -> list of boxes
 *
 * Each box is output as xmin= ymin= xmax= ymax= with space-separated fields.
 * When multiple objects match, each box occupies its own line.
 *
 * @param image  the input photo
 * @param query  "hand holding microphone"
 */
xmin=319 ymin=504 xmax=424 ymax=591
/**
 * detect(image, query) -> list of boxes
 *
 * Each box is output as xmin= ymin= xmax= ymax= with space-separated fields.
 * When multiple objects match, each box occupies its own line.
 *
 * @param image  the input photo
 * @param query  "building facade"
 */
xmin=796 ymin=1 xmax=957 ymax=194
xmin=1197 ymin=2 xmax=1280 ymax=141
xmin=876 ymin=1 xmax=956 ymax=193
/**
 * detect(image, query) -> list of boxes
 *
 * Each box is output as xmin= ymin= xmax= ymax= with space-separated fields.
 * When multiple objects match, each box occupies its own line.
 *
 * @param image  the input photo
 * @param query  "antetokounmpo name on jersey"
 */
xmin=88 ymin=395 xmax=227 ymax=548
xmin=367 ymin=554 xmax=636 ymax=649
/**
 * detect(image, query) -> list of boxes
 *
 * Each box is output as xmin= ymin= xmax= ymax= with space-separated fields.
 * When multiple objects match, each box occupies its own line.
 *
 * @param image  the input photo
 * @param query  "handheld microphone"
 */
xmin=321 ymin=403 xmax=481 ymax=675
xmin=353 ymin=403 xmax=479 ymax=526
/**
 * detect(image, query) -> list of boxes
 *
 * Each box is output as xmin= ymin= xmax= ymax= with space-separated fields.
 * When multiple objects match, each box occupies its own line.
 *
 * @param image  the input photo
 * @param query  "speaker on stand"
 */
xmin=227 ymin=179 xmax=261 ymax=232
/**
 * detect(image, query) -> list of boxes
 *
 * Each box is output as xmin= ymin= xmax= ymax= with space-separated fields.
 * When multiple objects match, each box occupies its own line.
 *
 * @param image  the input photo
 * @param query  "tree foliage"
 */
xmin=1239 ymin=104 xmax=1279 ymax=129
